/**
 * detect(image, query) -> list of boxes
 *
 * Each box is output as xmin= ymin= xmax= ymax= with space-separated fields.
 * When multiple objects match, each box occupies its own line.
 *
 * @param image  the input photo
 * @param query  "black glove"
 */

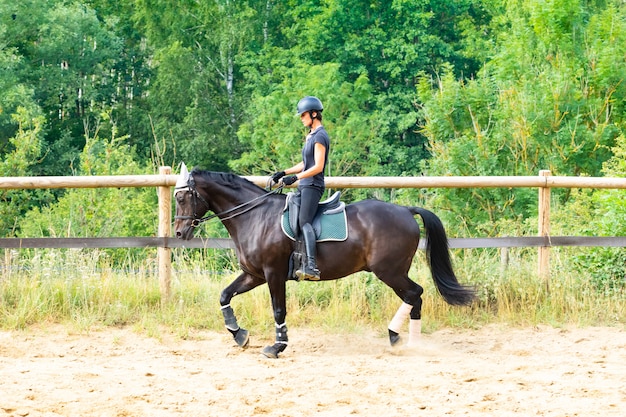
xmin=270 ymin=171 xmax=286 ymax=184
xmin=282 ymin=175 xmax=298 ymax=185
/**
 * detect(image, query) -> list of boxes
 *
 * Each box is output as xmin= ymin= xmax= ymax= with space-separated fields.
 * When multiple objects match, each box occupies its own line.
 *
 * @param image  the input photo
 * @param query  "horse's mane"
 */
xmin=190 ymin=169 xmax=266 ymax=193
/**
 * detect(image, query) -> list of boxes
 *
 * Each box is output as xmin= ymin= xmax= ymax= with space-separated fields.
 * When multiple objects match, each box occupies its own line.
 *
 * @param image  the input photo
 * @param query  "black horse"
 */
xmin=174 ymin=165 xmax=475 ymax=358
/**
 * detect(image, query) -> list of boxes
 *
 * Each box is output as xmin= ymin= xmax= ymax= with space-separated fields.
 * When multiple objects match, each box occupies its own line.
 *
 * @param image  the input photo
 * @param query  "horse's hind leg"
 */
xmin=388 ymin=302 xmax=412 ymax=345
xmin=388 ymin=300 xmax=423 ymax=347
xmin=220 ymin=272 xmax=265 ymax=348
xmin=407 ymin=313 xmax=422 ymax=347
xmin=405 ymin=290 xmax=423 ymax=347
xmin=379 ymin=272 xmax=424 ymax=347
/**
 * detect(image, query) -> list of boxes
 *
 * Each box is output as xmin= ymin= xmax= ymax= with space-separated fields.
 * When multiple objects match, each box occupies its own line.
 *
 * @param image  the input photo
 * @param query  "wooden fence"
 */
xmin=1 ymin=167 xmax=625 ymax=300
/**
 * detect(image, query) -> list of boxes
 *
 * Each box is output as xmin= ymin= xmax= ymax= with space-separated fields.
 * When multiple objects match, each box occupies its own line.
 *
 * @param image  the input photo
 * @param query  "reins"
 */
xmin=174 ymin=176 xmax=284 ymax=228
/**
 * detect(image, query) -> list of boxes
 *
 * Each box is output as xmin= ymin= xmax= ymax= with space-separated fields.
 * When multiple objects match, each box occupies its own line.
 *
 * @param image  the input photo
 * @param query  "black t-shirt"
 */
xmin=300 ymin=126 xmax=330 ymax=188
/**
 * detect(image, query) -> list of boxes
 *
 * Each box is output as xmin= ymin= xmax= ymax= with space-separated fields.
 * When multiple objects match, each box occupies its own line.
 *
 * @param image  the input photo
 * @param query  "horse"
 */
xmin=173 ymin=164 xmax=475 ymax=358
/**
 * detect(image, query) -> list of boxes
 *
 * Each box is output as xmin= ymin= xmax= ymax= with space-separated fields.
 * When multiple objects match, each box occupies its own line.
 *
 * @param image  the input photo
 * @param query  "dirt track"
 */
xmin=1 ymin=324 xmax=625 ymax=416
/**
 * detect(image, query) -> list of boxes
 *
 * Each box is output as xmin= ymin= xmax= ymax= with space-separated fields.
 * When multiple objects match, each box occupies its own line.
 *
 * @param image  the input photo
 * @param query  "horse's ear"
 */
xmin=175 ymin=162 xmax=190 ymax=190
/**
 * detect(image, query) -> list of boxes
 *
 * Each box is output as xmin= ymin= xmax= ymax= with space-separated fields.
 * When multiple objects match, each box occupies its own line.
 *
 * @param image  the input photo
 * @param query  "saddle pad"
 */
xmin=281 ymin=209 xmax=348 ymax=242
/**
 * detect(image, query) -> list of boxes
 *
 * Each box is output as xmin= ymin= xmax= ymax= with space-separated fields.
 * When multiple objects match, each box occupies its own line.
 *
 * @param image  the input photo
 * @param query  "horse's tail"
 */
xmin=409 ymin=207 xmax=476 ymax=306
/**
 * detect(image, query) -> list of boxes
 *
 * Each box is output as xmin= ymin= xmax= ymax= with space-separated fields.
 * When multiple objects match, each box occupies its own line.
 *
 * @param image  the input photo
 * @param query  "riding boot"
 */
xmin=296 ymin=223 xmax=321 ymax=281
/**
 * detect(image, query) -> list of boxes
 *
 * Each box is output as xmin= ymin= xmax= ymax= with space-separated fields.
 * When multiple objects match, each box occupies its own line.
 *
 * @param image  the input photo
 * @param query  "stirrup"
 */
xmin=295 ymin=266 xmax=320 ymax=281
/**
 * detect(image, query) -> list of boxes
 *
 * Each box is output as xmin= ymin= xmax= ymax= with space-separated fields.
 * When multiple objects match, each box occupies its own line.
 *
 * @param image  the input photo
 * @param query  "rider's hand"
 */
xmin=270 ymin=171 xmax=286 ymax=184
xmin=282 ymin=175 xmax=298 ymax=186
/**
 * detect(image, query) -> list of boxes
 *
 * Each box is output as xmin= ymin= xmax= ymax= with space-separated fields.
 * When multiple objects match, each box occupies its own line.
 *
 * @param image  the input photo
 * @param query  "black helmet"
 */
xmin=296 ymin=96 xmax=324 ymax=115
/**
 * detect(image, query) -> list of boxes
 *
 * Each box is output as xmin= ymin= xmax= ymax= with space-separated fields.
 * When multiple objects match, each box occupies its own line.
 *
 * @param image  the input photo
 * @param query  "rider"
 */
xmin=271 ymin=96 xmax=330 ymax=281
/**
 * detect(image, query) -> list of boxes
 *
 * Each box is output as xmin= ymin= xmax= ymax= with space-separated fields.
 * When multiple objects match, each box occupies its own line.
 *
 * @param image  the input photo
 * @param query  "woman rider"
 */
xmin=271 ymin=96 xmax=330 ymax=281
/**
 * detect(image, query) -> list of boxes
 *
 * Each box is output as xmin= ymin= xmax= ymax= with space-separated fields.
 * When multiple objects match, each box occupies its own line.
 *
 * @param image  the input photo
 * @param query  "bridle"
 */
xmin=174 ymin=174 xmax=284 ymax=228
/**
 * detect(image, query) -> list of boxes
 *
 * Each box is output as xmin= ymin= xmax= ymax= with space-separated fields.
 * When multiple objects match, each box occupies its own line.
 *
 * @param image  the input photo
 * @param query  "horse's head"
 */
xmin=174 ymin=163 xmax=209 ymax=240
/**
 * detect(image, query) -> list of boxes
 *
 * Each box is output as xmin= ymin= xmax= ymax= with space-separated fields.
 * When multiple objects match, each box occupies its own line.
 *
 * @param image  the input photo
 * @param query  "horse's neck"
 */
xmin=200 ymin=184 xmax=275 ymax=221
xmin=209 ymin=193 xmax=248 ymax=214
xmin=214 ymin=192 xmax=282 ymax=242
xmin=194 ymin=175 xmax=282 ymax=237
xmin=196 ymin=179 xmax=248 ymax=212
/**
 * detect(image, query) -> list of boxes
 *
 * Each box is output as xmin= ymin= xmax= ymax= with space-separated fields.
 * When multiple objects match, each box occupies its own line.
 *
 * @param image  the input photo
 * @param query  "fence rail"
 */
xmin=1 ymin=236 xmax=625 ymax=250
xmin=3 ymin=174 xmax=626 ymax=189
xmin=1 ymin=168 xmax=625 ymax=299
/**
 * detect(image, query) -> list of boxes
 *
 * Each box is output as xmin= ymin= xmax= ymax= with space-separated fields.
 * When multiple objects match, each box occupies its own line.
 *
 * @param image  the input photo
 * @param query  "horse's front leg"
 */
xmin=261 ymin=273 xmax=288 ymax=359
xmin=220 ymin=271 xmax=265 ymax=348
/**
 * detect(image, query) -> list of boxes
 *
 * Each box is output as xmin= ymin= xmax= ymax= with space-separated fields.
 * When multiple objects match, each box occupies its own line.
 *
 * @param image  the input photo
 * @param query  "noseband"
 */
xmin=174 ymin=174 xmax=283 ymax=228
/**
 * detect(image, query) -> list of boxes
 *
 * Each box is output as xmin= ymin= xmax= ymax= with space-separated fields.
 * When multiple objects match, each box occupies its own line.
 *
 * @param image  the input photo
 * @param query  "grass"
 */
xmin=0 ymin=247 xmax=624 ymax=339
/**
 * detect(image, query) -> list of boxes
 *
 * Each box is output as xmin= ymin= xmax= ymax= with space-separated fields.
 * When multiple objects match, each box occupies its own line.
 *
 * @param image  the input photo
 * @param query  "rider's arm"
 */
xmin=284 ymin=162 xmax=304 ymax=175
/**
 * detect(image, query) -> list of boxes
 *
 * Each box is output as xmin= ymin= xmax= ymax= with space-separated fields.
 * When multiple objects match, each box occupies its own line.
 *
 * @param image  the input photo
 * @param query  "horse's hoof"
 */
xmin=261 ymin=344 xmax=284 ymax=359
xmin=388 ymin=329 xmax=401 ymax=346
xmin=234 ymin=328 xmax=249 ymax=348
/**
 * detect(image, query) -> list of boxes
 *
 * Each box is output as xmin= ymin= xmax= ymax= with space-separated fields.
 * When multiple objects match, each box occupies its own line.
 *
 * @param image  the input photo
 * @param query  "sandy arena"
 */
xmin=1 ymin=324 xmax=625 ymax=416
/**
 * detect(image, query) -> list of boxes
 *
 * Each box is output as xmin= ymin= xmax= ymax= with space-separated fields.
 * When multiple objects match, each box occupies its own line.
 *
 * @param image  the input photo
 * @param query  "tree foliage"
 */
xmin=0 ymin=107 xmax=47 ymax=236
xmin=0 ymin=0 xmax=624 ymax=278
xmin=416 ymin=0 xmax=626 ymax=234
xmin=18 ymin=121 xmax=157 ymax=264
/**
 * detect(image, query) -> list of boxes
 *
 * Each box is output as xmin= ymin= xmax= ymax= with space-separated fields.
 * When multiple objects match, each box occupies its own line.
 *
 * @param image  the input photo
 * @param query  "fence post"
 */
xmin=158 ymin=166 xmax=172 ymax=303
xmin=538 ymin=170 xmax=551 ymax=289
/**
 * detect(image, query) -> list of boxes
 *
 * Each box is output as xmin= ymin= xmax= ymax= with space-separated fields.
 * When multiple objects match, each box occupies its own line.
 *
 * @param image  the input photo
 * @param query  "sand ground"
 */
xmin=1 ymin=324 xmax=625 ymax=416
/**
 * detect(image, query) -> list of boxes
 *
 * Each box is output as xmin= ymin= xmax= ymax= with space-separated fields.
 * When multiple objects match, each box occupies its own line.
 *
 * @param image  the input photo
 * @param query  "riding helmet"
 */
xmin=296 ymin=96 xmax=324 ymax=116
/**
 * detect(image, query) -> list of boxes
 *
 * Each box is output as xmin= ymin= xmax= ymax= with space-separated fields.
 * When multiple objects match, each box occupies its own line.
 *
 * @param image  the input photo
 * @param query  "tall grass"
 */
xmin=1 ymin=247 xmax=624 ymax=338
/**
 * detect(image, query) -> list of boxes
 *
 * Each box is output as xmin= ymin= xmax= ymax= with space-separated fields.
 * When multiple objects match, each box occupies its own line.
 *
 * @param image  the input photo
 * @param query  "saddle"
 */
xmin=281 ymin=191 xmax=348 ymax=242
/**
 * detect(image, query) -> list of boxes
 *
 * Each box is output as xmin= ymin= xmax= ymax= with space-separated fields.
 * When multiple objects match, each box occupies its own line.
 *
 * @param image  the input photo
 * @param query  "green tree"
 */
xmin=0 ymin=107 xmax=47 ymax=236
xmin=1 ymin=0 xmax=151 ymax=176
xmin=554 ymin=133 xmax=626 ymax=293
xmin=247 ymin=0 xmax=498 ymax=177
xmin=19 ymin=117 xmax=157 ymax=264
xmin=416 ymin=0 xmax=626 ymax=235
xmin=0 ymin=4 xmax=39 ymax=148
xmin=131 ymin=0 xmax=267 ymax=171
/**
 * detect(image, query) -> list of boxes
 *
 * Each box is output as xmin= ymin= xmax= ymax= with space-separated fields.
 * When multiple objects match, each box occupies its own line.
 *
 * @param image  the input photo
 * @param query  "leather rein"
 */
xmin=174 ymin=175 xmax=284 ymax=228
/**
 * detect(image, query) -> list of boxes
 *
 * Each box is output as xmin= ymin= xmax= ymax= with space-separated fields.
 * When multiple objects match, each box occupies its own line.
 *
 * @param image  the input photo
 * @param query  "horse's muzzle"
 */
xmin=175 ymin=225 xmax=195 ymax=241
